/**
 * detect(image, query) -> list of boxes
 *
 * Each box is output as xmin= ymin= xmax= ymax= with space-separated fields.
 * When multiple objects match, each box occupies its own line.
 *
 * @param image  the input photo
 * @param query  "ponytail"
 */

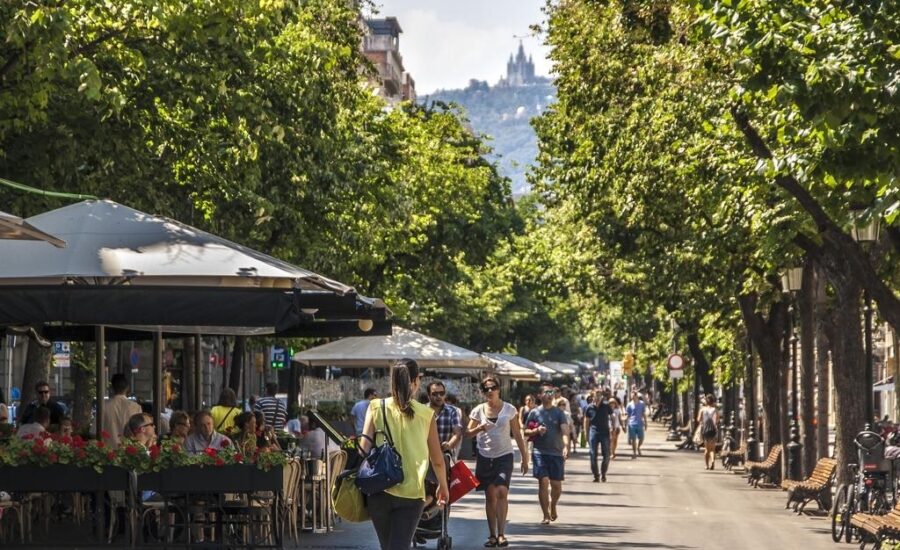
xmin=391 ymin=358 xmax=419 ymax=419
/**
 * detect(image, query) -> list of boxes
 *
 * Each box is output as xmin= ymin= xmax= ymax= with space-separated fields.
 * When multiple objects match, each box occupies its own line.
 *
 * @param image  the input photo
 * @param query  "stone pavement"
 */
xmin=298 ymin=424 xmax=839 ymax=549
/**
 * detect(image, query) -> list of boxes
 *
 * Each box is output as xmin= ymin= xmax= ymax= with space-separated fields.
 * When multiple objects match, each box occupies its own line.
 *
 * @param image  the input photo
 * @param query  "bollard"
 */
xmin=746 ymin=418 xmax=760 ymax=463
xmin=786 ymin=420 xmax=803 ymax=481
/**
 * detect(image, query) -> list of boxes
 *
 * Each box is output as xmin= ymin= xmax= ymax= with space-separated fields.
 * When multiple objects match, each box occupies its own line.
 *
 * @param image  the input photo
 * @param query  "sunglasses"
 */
xmin=37 ymin=390 xmax=50 ymax=394
xmin=430 ymin=391 xmax=446 ymax=397
xmin=481 ymin=386 xmax=498 ymax=393
xmin=542 ymin=390 xmax=555 ymax=395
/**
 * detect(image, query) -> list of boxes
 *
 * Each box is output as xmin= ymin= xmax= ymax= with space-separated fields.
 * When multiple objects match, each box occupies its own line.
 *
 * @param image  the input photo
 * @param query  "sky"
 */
xmin=370 ymin=0 xmax=552 ymax=95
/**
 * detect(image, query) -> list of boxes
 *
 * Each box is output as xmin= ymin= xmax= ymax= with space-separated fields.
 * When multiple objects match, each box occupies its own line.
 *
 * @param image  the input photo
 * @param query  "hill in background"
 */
xmin=423 ymin=79 xmax=555 ymax=195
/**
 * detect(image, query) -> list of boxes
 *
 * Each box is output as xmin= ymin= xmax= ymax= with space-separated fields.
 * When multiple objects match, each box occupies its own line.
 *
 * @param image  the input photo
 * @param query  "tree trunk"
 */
xmin=228 ymin=335 xmax=245 ymax=394
xmin=20 ymin=333 xmax=51 ymax=415
xmin=815 ymin=263 xmax=831 ymax=460
xmin=72 ymin=343 xmax=95 ymax=436
xmin=799 ymin=260 xmax=817 ymax=475
xmin=780 ymin=308 xmax=791 ymax=479
xmin=738 ymin=293 xmax=787 ymax=449
xmin=686 ymin=332 xmax=715 ymax=394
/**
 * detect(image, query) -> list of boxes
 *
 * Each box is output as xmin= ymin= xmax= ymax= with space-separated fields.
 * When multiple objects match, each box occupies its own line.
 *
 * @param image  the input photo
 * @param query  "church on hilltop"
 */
xmin=497 ymin=42 xmax=546 ymax=87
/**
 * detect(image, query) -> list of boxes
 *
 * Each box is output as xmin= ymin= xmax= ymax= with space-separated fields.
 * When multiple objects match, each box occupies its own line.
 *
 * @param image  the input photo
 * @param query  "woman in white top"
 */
xmin=466 ymin=376 xmax=528 ymax=548
xmin=697 ymin=394 xmax=719 ymax=470
xmin=609 ymin=397 xmax=623 ymax=459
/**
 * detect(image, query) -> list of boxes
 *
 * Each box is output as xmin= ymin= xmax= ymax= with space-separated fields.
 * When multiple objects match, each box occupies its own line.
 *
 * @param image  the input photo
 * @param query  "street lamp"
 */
xmin=781 ymin=266 xmax=803 ymax=480
xmin=851 ymin=211 xmax=881 ymax=424
xmin=666 ymin=318 xmax=682 ymax=442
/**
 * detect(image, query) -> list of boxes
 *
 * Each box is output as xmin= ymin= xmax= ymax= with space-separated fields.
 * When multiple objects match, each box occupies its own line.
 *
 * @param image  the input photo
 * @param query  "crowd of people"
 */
xmin=349 ymin=359 xmax=660 ymax=550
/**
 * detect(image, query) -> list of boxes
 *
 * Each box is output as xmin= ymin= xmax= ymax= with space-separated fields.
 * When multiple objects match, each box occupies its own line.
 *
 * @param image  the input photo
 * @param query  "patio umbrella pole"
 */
xmin=194 ymin=334 xmax=202 ymax=410
xmin=94 ymin=325 xmax=106 ymax=542
xmin=153 ymin=330 xmax=163 ymax=431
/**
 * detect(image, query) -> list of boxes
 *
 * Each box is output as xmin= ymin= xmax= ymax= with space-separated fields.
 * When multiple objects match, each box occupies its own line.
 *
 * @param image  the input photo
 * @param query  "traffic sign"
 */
xmin=129 ymin=348 xmax=140 ymax=369
xmin=271 ymin=347 xmax=286 ymax=369
xmin=667 ymin=353 xmax=685 ymax=370
xmin=52 ymin=341 xmax=71 ymax=368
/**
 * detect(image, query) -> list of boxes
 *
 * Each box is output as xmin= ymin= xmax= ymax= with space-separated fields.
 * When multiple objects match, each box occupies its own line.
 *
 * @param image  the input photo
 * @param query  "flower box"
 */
xmin=0 ymin=464 xmax=130 ymax=492
xmin=137 ymin=464 xmax=283 ymax=494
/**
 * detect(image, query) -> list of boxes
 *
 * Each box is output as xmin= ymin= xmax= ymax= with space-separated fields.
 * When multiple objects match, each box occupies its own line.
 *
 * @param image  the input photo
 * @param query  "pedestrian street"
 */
xmin=308 ymin=424 xmax=838 ymax=550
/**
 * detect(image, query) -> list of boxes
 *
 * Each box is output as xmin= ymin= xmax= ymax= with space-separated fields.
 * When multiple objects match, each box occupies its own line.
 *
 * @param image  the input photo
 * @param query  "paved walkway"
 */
xmin=299 ymin=424 xmax=838 ymax=549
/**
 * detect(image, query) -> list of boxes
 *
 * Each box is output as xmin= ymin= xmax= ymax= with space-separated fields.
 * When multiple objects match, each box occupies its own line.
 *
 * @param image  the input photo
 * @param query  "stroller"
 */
xmin=413 ymin=453 xmax=453 ymax=549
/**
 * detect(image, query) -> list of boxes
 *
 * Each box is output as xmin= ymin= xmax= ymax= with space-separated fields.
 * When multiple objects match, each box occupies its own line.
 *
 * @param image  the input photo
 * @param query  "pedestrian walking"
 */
xmin=518 ymin=394 xmax=535 ymax=430
xmin=524 ymin=382 xmax=570 ymax=525
xmin=583 ymin=389 xmax=613 ymax=482
xmin=609 ymin=397 xmax=623 ymax=459
xmin=351 ymin=387 xmax=378 ymax=436
xmin=254 ymin=382 xmax=287 ymax=431
xmin=358 ymin=359 xmax=449 ymax=550
xmin=698 ymin=394 xmax=719 ymax=470
xmin=625 ymin=391 xmax=648 ymax=458
xmin=467 ymin=375 xmax=528 ymax=548
xmin=427 ymin=381 xmax=462 ymax=458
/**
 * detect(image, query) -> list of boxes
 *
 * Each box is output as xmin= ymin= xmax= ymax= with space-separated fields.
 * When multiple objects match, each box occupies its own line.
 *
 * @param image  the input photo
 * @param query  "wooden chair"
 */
xmin=780 ymin=457 xmax=836 ymax=513
xmin=281 ymin=459 xmax=302 ymax=544
xmin=0 ymin=497 xmax=25 ymax=544
xmin=746 ymin=444 xmax=782 ymax=487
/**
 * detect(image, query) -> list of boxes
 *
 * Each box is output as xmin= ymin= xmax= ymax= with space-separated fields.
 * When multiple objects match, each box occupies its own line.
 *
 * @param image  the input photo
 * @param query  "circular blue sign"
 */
xmin=129 ymin=348 xmax=140 ymax=368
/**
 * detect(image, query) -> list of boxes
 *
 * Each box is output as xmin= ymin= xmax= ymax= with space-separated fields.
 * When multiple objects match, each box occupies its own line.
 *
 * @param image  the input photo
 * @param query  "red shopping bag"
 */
xmin=448 ymin=460 xmax=479 ymax=504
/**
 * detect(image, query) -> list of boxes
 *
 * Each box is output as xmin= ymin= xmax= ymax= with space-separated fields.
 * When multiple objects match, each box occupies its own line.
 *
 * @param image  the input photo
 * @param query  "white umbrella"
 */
xmin=0 ymin=210 xmax=65 ymax=247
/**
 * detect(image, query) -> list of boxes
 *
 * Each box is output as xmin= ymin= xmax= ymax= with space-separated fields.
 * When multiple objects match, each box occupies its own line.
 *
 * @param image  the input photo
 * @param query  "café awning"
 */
xmin=484 ymin=352 xmax=543 ymax=381
xmin=293 ymin=326 xmax=489 ymax=370
xmin=0 ymin=210 xmax=65 ymax=247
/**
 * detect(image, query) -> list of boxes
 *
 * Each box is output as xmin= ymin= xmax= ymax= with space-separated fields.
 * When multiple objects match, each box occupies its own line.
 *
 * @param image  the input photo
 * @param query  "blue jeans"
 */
xmin=588 ymin=428 xmax=610 ymax=478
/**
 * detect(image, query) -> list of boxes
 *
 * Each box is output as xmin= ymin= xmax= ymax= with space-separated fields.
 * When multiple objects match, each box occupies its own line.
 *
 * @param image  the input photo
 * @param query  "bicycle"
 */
xmin=831 ymin=429 xmax=896 ymax=543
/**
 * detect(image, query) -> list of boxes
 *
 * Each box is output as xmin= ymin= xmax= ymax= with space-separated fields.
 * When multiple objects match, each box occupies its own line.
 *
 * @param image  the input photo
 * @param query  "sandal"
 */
xmin=485 ymin=536 xmax=498 ymax=547
xmin=497 ymin=535 xmax=509 ymax=547
xmin=540 ymin=518 xmax=551 ymax=525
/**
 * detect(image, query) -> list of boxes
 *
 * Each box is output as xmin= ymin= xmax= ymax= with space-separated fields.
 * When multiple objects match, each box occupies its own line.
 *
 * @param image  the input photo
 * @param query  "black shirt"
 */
xmin=19 ymin=399 xmax=67 ymax=426
xmin=584 ymin=402 xmax=612 ymax=435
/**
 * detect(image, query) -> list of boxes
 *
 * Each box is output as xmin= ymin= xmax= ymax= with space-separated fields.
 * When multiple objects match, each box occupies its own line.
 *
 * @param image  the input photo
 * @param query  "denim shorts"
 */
xmin=475 ymin=452 xmax=514 ymax=490
xmin=531 ymin=452 xmax=565 ymax=481
xmin=628 ymin=424 xmax=645 ymax=442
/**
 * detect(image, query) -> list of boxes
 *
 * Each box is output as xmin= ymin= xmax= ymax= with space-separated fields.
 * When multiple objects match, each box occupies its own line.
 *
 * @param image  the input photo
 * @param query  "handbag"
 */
xmin=332 ymin=469 xmax=369 ymax=522
xmin=448 ymin=459 xmax=479 ymax=504
xmin=355 ymin=399 xmax=404 ymax=496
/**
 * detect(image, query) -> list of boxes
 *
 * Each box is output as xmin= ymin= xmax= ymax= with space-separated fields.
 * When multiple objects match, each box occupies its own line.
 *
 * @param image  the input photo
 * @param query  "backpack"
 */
xmin=701 ymin=410 xmax=717 ymax=438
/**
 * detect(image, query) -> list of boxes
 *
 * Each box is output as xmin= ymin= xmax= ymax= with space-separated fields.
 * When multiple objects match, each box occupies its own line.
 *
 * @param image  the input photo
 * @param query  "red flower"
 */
xmin=149 ymin=445 xmax=161 ymax=459
xmin=125 ymin=445 xmax=138 ymax=456
xmin=101 ymin=430 xmax=111 ymax=440
xmin=94 ymin=440 xmax=106 ymax=449
xmin=48 ymin=453 xmax=58 ymax=464
xmin=32 ymin=443 xmax=46 ymax=455
xmin=107 ymin=451 xmax=116 ymax=461
xmin=171 ymin=444 xmax=182 ymax=454
xmin=22 ymin=434 xmax=34 ymax=441
xmin=72 ymin=435 xmax=85 ymax=447
xmin=75 ymin=449 xmax=86 ymax=460
xmin=234 ymin=453 xmax=243 ymax=463
xmin=204 ymin=448 xmax=218 ymax=458
xmin=220 ymin=439 xmax=230 ymax=448
xmin=60 ymin=435 xmax=73 ymax=445
xmin=215 ymin=458 xmax=225 ymax=467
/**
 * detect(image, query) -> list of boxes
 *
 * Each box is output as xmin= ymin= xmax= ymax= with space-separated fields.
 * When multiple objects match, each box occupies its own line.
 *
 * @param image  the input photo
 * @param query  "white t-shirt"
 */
xmin=469 ymin=402 xmax=517 ymax=459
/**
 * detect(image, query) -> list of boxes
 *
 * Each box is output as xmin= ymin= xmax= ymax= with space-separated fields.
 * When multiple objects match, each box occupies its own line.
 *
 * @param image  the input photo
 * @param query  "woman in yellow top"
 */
xmin=359 ymin=359 xmax=449 ymax=550
xmin=210 ymin=388 xmax=240 ymax=436
xmin=233 ymin=411 xmax=258 ymax=457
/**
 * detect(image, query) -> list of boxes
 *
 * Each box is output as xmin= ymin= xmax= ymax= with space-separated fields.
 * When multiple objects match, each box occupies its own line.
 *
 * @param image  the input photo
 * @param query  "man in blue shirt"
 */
xmin=350 ymin=388 xmax=377 ymax=436
xmin=583 ymin=389 xmax=613 ymax=482
xmin=625 ymin=391 xmax=648 ymax=458
xmin=525 ymin=382 xmax=570 ymax=525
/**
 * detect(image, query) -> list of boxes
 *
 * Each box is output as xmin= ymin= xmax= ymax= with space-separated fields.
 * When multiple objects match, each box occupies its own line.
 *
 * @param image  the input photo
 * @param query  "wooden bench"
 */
xmin=746 ymin=444 xmax=782 ymax=487
xmin=850 ymin=500 xmax=900 ymax=547
xmin=780 ymin=457 xmax=836 ymax=513
xmin=721 ymin=443 xmax=745 ymax=470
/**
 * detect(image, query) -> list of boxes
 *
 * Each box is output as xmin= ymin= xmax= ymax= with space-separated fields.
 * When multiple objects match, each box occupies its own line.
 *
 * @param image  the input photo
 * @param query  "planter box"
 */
xmin=138 ymin=465 xmax=283 ymax=494
xmin=0 ymin=465 xmax=130 ymax=492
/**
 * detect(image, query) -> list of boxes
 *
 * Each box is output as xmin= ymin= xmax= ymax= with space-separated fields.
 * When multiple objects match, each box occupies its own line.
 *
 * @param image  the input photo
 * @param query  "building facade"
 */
xmin=362 ymin=17 xmax=416 ymax=104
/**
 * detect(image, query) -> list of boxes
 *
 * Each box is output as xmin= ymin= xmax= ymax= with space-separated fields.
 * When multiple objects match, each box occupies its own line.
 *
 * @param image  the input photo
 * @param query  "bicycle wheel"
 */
xmin=845 ymin=484 xmax=857 ymax=544
xmin=831 ymin=483 xmax=850 ymax=543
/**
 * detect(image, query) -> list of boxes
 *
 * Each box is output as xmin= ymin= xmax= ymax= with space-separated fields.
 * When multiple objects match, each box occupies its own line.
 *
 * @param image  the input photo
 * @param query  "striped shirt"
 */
xmin=254 ymin=396 xmax=287 ymax=431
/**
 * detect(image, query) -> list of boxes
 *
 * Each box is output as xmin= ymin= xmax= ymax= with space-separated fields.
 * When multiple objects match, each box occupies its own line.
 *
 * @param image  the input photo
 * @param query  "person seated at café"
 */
xmin=285 ymin=408 xmax=306 ymax=439
xmin=233 ymin=411 xmax=258 ymax=457
xmin=297 ymin=414 xmax=339 ymax=459
xmin=160 ymin=410 xmax=191 ymax=446
xmin=253 ymin=410 xmax=281 ymax=451
xmin=124 ymin=412 xmax=157 ymax=449
xmin=19 ymin=381 xmax=67 ymax=427
xmin=185 ymin=410 xmax=232 ymax=454
xmin=17 ymin=405 xmax=50 ymax=439
xmin=49 ymin=415 xmax=74 ymax=437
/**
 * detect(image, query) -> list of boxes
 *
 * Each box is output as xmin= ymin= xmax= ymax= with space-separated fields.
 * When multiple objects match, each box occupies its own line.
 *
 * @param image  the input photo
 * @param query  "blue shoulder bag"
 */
xmin=355 ymin=399 xmax=404 ymax=496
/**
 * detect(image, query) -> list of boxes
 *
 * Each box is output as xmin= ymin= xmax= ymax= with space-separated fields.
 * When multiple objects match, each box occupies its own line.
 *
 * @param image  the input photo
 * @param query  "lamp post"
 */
xmin=782 ymin=266 xmax=803 ymax=480
xmin=851 ymin=211 xmax=881 ymax=424
xmin=667 ymin=319 xmax=682 ymax=441
xmin=745 ymin=336 xmax=759 ymax=462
